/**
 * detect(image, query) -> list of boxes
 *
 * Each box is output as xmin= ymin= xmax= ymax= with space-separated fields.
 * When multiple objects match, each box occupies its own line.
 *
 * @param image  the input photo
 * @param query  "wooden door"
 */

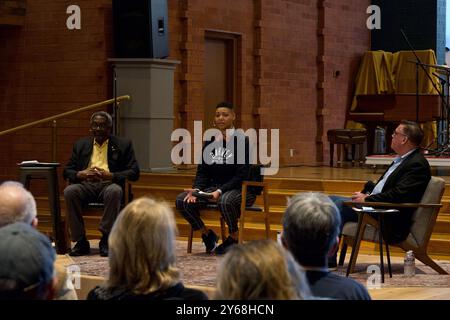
xmin=204 ymin=32 xmax=236 ymax=129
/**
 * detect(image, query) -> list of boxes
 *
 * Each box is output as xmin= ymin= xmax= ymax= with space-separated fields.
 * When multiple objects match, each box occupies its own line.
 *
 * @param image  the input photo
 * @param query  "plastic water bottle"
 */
xmin=404 ymin=250 xmax=415 ymax=277
xmin=277 ymin=232 xmax=282 ymax=245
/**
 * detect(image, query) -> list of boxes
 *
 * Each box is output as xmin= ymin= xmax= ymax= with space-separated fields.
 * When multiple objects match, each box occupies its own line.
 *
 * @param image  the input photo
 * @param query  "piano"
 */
xmin=348 ymin=94 xmax=441 ymax=153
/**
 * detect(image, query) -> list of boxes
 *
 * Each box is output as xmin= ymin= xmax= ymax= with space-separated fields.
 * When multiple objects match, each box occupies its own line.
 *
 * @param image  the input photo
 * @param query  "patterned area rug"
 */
xmin=67 ymin=240 xmax=222 ymax=287
xmin=335 ymin=261 xmax=450 ymax=288
xmin=67 ymin=240 xmax=450 ymax=288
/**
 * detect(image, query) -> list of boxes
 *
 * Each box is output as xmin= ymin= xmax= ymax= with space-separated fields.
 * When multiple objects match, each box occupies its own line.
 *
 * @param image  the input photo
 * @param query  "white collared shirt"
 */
xmin=370 ymin=148 xmax=416 ymax=195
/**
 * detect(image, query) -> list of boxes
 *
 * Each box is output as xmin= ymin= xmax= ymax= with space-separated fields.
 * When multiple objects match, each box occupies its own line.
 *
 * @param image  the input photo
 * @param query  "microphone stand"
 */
xmin=401 ymin=29 xmax=449 ymax=155
xmin=431 ymin=72 xmax=448 ymax=154
xmin=416 ymin=61 xmax=419 ymax=123
xmin=436 ymin=69 xmax=450 ymax=155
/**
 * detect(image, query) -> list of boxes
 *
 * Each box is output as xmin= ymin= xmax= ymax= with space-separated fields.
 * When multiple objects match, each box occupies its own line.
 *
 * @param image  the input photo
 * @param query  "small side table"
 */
xmin=18 ymin=163 xmax=68 ymax=254
xmin=345 ymin=207 xmax=399 ymax=283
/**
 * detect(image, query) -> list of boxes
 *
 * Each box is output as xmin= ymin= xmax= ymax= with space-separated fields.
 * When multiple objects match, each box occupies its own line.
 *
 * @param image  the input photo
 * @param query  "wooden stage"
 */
xmin=35 ymin=163 xmax=450 ymax=258
xmin=366 ymin=155 xmax=450 ymax=168
xmin=126 ymin=163 xmax=450 ymax=259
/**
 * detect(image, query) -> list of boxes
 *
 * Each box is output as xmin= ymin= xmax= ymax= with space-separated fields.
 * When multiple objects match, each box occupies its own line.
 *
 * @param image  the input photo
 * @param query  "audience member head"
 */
xmin=282 ymin=192 xmax=341 ymax=268
xmin=0 ymin=222 xmax=56 ymax=300
xmin=90 ymin=111 xmax=113 ymax=144
xmin=215 ymin=239 xmax=311 ymax=300
xmin=107 ymin=197 xmax=179 ymax=294
xmin=0 ymin=181 xmax=37 ymax=228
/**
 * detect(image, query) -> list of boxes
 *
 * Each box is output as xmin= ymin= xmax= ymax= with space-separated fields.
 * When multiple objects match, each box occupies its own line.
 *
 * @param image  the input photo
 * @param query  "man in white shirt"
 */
xmin=330 ymin=120 xmax=431 ymax=266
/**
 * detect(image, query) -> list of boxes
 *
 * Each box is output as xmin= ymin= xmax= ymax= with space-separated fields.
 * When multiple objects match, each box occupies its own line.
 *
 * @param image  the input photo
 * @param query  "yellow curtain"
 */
xmin=350 ymin=51 xmax=395 ymax=111
xmin=392 ymin=50 xmax=440 ymax=94
xmin=347 ymin=49 xmax=440 ymax=142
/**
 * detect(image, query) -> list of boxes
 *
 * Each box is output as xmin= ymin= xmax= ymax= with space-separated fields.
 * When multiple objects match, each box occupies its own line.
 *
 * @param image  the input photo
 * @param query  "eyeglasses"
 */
xmin=91 ymin=123 xmax=108 ymax=130
xmin=392 ymin=130 xmax=408 ymax=138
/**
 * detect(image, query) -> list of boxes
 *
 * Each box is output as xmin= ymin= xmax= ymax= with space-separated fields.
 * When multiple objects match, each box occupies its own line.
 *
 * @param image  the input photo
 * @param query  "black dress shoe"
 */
xmin=99 ymin=236 xmax=108 ymax=257
xmin=69 ymin=239 xmax=90 ymax=256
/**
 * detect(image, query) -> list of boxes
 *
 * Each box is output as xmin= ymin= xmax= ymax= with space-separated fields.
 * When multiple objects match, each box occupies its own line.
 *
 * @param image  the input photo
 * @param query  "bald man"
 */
xmin=0 ymin=181 xmax=37 ymax=228
xmin=0 ymin=181 xmax=78 ymax=300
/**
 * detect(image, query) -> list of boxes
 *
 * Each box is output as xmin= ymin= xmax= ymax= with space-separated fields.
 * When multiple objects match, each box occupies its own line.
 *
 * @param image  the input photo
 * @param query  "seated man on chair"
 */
xmin=330 ymin=120 xmax=431 ymax=266
xmin=64 ymin=111 xmax=140 ymax=257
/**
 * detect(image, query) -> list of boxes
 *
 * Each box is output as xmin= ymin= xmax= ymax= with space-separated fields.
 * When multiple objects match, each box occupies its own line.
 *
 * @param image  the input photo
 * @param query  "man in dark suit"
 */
xmin=330 ymin=120 xmax=431 ymax=265
xmin=63 ymin=111 xmax=140 ymax=257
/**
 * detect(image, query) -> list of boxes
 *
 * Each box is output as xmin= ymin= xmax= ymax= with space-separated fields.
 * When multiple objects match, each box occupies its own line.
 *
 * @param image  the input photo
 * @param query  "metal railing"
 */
xmin=0 ymin=95 xmax=131 ymax=161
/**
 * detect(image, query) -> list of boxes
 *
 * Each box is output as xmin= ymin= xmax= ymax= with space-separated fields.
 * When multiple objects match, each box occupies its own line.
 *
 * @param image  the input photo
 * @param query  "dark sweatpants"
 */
xmin=176 ymin=186 xmax=256 ymax=234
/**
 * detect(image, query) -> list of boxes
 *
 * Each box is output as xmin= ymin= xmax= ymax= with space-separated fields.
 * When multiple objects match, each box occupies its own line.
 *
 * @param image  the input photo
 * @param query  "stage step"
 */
xmin=34 ymin=171 xmax=450 ymax=257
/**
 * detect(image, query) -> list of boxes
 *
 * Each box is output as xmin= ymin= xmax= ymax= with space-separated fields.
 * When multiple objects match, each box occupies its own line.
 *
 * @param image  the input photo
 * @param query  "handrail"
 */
xmin=0 ymin=95 xmax=130 ymax=137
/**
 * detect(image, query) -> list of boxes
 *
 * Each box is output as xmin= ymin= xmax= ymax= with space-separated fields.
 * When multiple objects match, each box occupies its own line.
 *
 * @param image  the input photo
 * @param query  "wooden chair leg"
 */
xmin=263 ymin=188 xmax=270 ymax=239
xmin=220 ymin=216 xmax=226 ymax=243
xmin=351 ymin=144 xmax=356 ymax=166
xmin=414 ymin=252 xmax=449 ymax=274
xmin=385 ymin=241 xmax=392 ymax=278
xmin=358 ymin=143 xmax=364 ymax=166
xmin=338 ymin=239 xmax=348 ymax=266
xmin=264 ymin=213 xmax=270 ymax=240
xmin=238 ymin=212 xmax=245 ymax=244
xmin=378 ymin=215 xmax=385 ymax=283
xmin=187 ymin=226 xmax=193 ymax=254
xmin=337 ymin=144 xmax=342 ymax=167
xmin=238 ymin=184 xmax=248 ymax=244
xmin=346 ymin=215 xmax=367 ymax=275
xmin=330 ymin=143 xmax=334 ymax=167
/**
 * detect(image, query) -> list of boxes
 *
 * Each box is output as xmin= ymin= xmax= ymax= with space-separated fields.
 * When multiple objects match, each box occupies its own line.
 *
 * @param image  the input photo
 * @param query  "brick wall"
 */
xmin=0 ymin=0 xmax=113 ymax=194
xmin=321 ymin=0 xmax=371 ymax=163
xmin=0 ymin=0 xmax=371 ymax=191
xmin=171 ymin=0 xmax=370 ymax=166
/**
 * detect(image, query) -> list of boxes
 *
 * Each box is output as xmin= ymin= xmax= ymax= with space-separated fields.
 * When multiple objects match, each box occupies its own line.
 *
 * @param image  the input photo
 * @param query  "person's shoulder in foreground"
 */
xmin=306 ymin=270 xmax=371 ymax=300
xmin=87 ymin=283 xmax=208 ymax=301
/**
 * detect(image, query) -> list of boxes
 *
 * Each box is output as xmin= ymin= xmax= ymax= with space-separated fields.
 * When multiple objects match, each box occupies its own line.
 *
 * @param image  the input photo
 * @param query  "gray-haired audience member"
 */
xmin=0 ymin=222 xmax=57 ymax=300
xmin=0 ymin=181 xmax=37 ymax=228
xmin=0 ymin=181 xmax=77 ymax=300
xmin=282 ymin=192 xmax=371 ymax=300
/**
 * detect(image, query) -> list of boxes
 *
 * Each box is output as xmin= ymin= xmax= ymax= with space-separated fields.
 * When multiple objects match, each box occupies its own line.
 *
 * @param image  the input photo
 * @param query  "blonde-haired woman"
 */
xmin=87 ymin=197 xmax=207 ymax=300
xmin=215 ymin=239 xmax=311 ymax=300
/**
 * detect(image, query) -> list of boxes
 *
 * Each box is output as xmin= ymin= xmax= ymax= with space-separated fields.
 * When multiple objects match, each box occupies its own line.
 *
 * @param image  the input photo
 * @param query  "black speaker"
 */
xmin=113 ymin=0 xmax=169 ymax=58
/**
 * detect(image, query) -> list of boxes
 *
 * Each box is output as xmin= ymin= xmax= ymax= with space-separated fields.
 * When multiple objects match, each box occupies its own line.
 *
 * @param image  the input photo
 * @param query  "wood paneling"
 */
xmin=0 ymin=0 xmax=26 ymax=26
